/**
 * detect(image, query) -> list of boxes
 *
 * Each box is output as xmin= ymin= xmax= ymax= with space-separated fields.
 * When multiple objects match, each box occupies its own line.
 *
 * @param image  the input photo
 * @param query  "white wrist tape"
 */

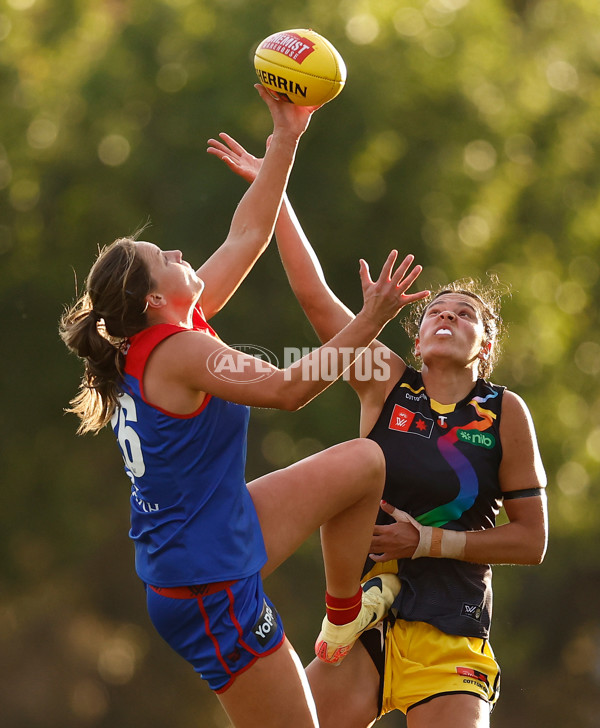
xmin=388 ymin=506 xmax=467 ymax=560
xmin=412 ymin=525 xmax=466 ymax=560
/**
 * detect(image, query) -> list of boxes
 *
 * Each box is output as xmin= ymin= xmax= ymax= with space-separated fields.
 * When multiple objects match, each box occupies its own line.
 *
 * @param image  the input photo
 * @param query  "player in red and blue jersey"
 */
xmin=60 ymin=86 xmax=429 ymax=728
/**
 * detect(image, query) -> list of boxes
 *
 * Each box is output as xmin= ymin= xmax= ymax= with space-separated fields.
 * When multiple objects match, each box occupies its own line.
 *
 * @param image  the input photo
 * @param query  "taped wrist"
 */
xmin=411 ymin=526 xmax=466 ymax=560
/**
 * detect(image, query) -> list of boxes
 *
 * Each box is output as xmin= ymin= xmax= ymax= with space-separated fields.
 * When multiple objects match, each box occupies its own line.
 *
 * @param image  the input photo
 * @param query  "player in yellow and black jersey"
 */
xmin=209 ymin=133 xmax=548 ymax=728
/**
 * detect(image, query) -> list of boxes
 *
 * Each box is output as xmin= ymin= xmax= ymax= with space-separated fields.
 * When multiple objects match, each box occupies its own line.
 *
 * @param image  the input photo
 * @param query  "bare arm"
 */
xmin=206 ymin=134 xmax=429 ymax=413
xmin=145 ymin=252 xmax=423 ymax=412
xmin=276 ymin=195 xmax=358 ymax=342
xmin=206 ymin=133 xmax=360 ymax=340
xmin=370 ymin=391 xmax=548 ymax=566
xmin=485 ymin=390 xmax=548 ymax=563
xmin=197 ymin=87 xmax=318 ymax=320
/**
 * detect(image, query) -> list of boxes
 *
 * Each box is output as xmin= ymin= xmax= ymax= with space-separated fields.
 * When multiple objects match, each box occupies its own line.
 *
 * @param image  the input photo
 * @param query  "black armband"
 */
xmin=503 ymin=487 xmax=545 ymax=500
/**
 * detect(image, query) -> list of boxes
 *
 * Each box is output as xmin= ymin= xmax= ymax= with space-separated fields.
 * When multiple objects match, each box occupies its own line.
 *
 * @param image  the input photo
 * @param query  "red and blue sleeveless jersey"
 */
xmin=111 ymin=308 xmax=267 ymax=587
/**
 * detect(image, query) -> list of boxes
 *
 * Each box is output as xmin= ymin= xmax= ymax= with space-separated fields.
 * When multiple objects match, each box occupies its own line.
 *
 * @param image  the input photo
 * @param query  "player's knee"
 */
xmin=352 ymin=438 xmax=386 ymax=488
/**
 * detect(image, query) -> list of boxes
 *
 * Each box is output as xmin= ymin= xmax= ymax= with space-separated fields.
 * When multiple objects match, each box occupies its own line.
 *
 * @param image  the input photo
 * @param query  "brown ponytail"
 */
xmin=59 ymin=237 xmax=153 ymax=434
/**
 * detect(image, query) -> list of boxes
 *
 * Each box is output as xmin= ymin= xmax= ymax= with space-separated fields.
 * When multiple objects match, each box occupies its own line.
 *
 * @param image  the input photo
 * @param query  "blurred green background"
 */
xmin=2 ymin=0 xmax=600 ymax=726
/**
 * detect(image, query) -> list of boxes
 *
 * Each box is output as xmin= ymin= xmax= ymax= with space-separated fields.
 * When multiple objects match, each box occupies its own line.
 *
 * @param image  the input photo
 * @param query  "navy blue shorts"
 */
xmin=146 ymin=571 xmax=286 ymax=692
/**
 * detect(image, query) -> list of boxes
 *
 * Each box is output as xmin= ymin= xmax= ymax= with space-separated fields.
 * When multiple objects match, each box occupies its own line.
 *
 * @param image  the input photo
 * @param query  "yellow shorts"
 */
xmin=376 ymin=618 xmax=501 ymax=715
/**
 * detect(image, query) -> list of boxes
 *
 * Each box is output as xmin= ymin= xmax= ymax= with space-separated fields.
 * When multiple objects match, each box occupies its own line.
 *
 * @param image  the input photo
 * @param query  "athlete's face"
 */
xmin=136 ymin=241 xmax=204 ymax=313
xmin=415 ymin=293 xmax=491 ymax=370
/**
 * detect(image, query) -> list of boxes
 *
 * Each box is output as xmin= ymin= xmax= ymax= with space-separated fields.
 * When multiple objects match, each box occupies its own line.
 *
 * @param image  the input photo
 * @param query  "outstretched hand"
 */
xmin=358 ymin=251 xmax=430 ymax=329
xmin=207 ymin=84 xmax=320 ymax=180
xmin=369 ymin=501 xmax=421 ymax=561
xmin=207 ymin=133 xmax=263 ymax=184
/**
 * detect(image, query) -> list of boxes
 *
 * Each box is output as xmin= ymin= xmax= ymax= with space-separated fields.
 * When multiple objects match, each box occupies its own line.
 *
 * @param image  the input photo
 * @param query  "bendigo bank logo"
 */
xmin=388 ymin=404 xmax=434 ymax=438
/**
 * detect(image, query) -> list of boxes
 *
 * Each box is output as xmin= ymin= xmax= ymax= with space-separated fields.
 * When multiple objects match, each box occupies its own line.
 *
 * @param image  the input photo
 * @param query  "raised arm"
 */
xmin=206 ymin=133 xmax=429 ymax=412
xmin=197 ymin=86 xmax=318 ymax=320
xmin=370 ymin=391 xmax=548 ymax=566
xmin=207 ymin=132 xmax=355 ymax=338
xmin=276 ymin=196 xmax=369 ymax=341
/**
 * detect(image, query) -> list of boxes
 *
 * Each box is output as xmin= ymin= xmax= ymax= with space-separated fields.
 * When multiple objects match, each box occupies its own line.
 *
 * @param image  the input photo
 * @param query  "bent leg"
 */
xmin=407 ymin=694 xmax=490 ymax=728
xmin=248 ymin=438 xmax=385 ymax=597
xmin=218 ymin=637 xmax=318 ymax=728
xmin=306 ymin=640 xmax=380 ymax=728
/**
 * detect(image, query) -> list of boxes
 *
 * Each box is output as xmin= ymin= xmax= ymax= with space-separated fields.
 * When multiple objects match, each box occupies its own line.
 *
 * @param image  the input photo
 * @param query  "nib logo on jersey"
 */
xmin=457 ymin=429 xmax=496 ymax=449
xmin=388 ymin=404 xmax=434 ymax=438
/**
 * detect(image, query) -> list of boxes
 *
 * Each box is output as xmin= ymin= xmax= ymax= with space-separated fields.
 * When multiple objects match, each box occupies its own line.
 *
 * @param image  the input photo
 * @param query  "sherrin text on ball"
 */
xmin=254 ymin=29 xmax=347 ymax=106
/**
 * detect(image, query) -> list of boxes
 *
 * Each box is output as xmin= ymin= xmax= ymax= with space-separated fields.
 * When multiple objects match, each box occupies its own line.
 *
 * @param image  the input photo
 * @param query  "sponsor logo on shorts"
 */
xmin=187 ymin=584 xmax=212 ymax=596
xmin=461 ymin=602 xmax=483 ymax=621
xmin=253 ymin=600 xmax=279 ymax=647
xmin=226 ymin=648 xmax=241 ymax=664
xmin=457 ymin=666 xmax=490 ymax=688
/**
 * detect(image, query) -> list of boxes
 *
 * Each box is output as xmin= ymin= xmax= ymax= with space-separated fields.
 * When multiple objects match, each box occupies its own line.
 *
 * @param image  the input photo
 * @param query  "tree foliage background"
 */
xmin=1 ymin=0 xmax=600 ymax=726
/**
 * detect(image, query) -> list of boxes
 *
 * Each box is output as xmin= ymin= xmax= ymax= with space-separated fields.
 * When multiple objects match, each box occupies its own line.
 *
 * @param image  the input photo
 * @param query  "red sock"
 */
xmin=325 ymin=587 xmax=362 ymax=625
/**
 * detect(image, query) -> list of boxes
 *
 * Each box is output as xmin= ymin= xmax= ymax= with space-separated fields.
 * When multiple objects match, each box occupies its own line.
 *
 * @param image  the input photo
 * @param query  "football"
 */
xmin=254 ymin=29 xmax=347 ymax=106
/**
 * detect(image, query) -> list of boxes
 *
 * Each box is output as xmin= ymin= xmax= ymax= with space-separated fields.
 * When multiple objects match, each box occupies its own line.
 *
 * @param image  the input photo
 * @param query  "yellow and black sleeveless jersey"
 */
xmin=365 ymin=366 xmax=505 ymax=639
